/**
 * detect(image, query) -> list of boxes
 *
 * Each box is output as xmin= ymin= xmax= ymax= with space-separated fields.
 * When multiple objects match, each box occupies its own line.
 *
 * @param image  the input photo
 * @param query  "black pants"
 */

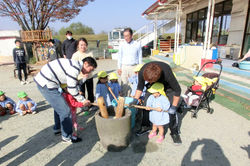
xmin=141 ymin=89 xmax=179 ymax=135
xmin=79 ymin=78 xmax=94 ymax=103
xmin=16 ymin=63 xmax=27 ymax=81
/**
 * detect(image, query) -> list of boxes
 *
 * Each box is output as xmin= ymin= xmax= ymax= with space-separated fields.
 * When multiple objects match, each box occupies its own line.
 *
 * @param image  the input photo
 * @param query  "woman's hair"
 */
xmin=143 ymin=63 xmax=162 ymax=83
xmin=77 ymin=37 xmax=88 ymax=47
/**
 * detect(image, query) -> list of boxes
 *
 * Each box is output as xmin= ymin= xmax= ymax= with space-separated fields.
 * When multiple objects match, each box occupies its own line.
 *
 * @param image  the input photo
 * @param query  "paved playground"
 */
xmin=0 ymin=59 xmax=249 ymax=166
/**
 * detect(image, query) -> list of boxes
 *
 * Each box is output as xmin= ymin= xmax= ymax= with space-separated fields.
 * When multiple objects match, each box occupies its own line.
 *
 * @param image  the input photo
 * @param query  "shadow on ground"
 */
xmin=181 ymin=138 xmax=231 ymax=166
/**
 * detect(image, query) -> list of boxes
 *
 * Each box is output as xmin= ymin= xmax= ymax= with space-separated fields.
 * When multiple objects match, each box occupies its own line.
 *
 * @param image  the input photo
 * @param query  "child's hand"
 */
xmin=82 ymin=100 xmax=90 ymax=107
xmin=155 ymin=107 xmax=162 ymax=112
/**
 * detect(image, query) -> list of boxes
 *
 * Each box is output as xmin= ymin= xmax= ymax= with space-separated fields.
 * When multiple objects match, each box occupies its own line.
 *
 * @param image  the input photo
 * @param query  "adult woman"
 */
xmin=72 ymin=38 xmax=95 ymax=105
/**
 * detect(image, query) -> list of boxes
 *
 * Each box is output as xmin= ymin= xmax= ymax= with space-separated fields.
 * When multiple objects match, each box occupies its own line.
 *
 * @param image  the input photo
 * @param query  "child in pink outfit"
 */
xmin=61 ymin=84 xmax=84 ymax=136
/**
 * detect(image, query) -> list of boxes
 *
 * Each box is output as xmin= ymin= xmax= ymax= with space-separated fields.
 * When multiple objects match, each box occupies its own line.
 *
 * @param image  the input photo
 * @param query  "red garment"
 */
xmin=191 ymin=85 xmax=202 ymax=95
xmin=62 ymin=92 xmax=83 ymax=112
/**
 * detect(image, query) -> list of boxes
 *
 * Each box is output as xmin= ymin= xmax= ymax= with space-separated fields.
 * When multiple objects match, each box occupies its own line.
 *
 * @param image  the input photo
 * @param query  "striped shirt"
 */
xmin=34 ymin=58 xmax=85 ymax=102
xmin=117 ymin=40 xmax=142 ymax=69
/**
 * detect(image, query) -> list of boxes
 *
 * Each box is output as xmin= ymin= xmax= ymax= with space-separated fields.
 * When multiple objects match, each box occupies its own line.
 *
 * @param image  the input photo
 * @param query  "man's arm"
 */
xmin=61 ymin=41 xmax=66 ymax=58
xmin=117 ymin=45 xmax=122 ymax=75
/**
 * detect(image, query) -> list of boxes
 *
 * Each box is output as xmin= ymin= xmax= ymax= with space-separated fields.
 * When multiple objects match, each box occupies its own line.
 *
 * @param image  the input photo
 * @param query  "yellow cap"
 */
xmin=98 ymin=71 xmax=108 ymax=78
xmin=133 ymin=64 xmax=144 ymax=72
xmin=109 ymin=72 xmax=118 ymax=80
xmin=60 ymin=84 xmax=67 ymax=89
xmin=148 ymin=82 xmax=166 ymax=96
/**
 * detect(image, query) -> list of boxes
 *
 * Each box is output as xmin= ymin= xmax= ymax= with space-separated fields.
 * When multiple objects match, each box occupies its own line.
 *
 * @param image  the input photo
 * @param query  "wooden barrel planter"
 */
xmin=95 ymin=106 xmax=131 ymax=152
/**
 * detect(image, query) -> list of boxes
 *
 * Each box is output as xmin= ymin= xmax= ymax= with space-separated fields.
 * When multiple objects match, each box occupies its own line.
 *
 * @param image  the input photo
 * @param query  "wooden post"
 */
xmin=116 ymin=97 xmax=125 ymax=118
xmin=97 ymin=97 xmax=109 ymax=119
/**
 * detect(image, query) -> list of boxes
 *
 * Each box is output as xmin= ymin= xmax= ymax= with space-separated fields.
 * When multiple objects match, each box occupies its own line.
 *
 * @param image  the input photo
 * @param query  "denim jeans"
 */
xmin=37 ymin=84 xmax=72 ymax=138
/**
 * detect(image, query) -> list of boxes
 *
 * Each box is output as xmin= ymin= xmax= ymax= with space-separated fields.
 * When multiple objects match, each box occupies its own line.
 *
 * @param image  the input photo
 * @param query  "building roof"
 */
xmin=142 ymin=0 xmax=202 ymax=20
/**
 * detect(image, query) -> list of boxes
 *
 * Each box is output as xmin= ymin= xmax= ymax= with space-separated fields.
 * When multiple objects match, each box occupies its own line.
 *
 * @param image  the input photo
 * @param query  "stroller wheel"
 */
xmin=191 ymin=112 xmax=197 ymax=118
xmin=209 ymin=108 xmax=214 ymax=114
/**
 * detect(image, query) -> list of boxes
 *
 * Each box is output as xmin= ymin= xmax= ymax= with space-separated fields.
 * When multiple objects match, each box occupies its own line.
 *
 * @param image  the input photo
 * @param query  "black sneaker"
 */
xmin=171 ymin=134 xmax=182 ymax=145
xmin=136 ymin=126 xmax=151 ymax=136
xmin=62 ymin=136 xmax=82 ymax=143
xmin=54 ymin=129 xmax=61 ymax=136
xmin=71 ymin=136 xmax=82 ymax=143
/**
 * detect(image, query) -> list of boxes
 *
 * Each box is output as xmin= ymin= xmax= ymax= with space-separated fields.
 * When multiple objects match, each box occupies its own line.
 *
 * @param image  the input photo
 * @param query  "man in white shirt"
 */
xmin=35 ymin=57 xmax=97 ymax=143
xmin=117 ymin=28 xmax=142 ymax=96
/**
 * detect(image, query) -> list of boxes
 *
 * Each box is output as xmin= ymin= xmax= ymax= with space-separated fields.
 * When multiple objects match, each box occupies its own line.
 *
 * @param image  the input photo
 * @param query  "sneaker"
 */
xmin=62 ymin=136 xmax=82 ymax=143
xmin=25 ymin=80 xmax=30 ymax=84
xmin=62 ymin=136 xmax=72 ymax=143
xmin=32 ymin=111 xmax=37 ymax=114
xmin=71 ymin=136 xmax=82 ymax=143
xmin=171 ymin=134 xmax=182 ymax=144
xmin=9 ymin=110 xmax=15 ymax=115
xmin=54 ymin=129 xmax=61 ymax=136
xmin=156 ymin=135 xmax=165 ymax=143
xmin=136 ymin=126 xmax=151 ymax=136
xmin=148 ymin=131 xmax=157 ymax=139
xmin=20 ymin=81 xmax=26 ymax=85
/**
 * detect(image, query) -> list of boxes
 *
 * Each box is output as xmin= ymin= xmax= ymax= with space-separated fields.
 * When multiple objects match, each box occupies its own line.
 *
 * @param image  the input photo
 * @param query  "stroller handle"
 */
xmin=197 ymin=60 xmax=223 ymax=77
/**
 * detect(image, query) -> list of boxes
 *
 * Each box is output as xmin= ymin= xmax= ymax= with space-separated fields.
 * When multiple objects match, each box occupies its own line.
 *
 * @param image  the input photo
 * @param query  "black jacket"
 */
xmin=62 ymin=38 xmax=77 ymax=59
xmin=13 ymin=47 xmax=26 ymax=64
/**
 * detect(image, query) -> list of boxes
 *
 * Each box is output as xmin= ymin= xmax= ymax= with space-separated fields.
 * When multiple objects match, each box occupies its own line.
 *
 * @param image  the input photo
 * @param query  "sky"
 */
xmin=0 ymin=0 xmax=156 ymax=34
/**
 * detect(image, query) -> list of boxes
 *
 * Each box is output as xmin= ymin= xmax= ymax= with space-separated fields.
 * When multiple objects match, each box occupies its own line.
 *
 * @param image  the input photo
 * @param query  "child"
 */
xmin=182 ymin=76 xmax=217 ymax=106
xmin=60 ymin=84 xmax=84 ymax=137
xmin=96 ymin=71 xmax=112 ymax=106
xmin=128 ymin=64 xmax=143 ymax=97
xmin=108 ymin=72 xmax=121 ymax=101
xmin=146 ymin=82 xmax=170 ymax=143
xmin=0 ymin=91 xmax=16 ymax=116
xmin=16 ymin=91 xmax=37 ymax=115
xmin=47 ymin=39 xmax=60 ymax=62
xmin=128 ymin=64 xmax=147 ymax=102
xmin=13 ymin=40 xmax=29 ymax=85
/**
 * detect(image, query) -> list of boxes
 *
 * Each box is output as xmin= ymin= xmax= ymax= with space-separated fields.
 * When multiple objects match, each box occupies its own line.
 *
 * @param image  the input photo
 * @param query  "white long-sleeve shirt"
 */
xmin=34 ymin=58 xmax=85 ymax=102
xmin=117 ymin=40 xmax=142 ymax=69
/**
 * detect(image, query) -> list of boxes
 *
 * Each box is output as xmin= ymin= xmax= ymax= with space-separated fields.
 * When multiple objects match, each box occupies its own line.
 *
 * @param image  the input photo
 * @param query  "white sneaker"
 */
xmin=25 ymin=80 xmax=30 ymax=84
xmin=32 ymin=111 xmax=37 ymax=114
xmin=20 ymin=81 xmax=26 ymax=85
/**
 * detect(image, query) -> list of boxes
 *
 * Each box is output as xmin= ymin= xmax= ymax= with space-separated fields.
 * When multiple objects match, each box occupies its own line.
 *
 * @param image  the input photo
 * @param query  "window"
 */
xmin=212 ymin=0 xmax=232 ymax=45
xmin=185 ymin=0 xmax=232 ymax=45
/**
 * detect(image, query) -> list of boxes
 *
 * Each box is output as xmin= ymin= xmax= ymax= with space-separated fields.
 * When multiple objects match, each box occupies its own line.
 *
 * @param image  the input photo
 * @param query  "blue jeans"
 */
xmin=37 ymin=84 xmax=72 ymax=138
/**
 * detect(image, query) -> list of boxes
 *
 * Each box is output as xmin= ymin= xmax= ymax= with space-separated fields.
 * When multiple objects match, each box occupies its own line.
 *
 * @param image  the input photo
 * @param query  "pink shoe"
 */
xmin=148 ymin=131 xmax=157 ymax=139
xmin=78 ymin=126 xmax=84 ymax=131
xmin=156 ymin=135 xmax=165 ymax=143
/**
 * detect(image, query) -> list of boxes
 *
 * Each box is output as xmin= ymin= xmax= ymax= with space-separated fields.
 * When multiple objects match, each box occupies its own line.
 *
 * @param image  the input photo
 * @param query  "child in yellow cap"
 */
xmin=96 ymin=71 xmax=112 ymax=106
xmin=108 ymin=72 xmax=121 ymax=101
xmin=0 ymin=90 xmax=16 ymax=116
xmin=146 ymin=82 xmax=170 ymax=143
xmin=16 ymin=91 xmax=37 ymax=115
xmin=128 ymin=64 xmax=146 ymax=98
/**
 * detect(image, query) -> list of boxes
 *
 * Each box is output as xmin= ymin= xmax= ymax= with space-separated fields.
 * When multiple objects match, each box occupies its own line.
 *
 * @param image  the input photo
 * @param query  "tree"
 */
xmin=0 ymin=0 xmax=94 ymax=31
xmin=58 ymin=22 xmax=94 ymax=35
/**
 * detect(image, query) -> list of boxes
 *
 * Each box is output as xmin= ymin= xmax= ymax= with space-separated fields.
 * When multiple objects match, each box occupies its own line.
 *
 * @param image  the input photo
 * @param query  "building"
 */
xmin=0 ymin=30 xmax=21 ymax=64
xmin=142 ymin=0 xmax=250 ymax=59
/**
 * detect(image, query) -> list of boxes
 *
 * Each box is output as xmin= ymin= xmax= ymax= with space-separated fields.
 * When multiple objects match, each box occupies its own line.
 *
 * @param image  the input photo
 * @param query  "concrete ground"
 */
xmin=0 ymin=59 xmax=249 ymax=166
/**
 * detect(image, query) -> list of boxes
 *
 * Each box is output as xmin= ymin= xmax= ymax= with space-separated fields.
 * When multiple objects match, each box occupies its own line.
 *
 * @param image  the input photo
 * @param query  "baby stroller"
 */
xmin=182 ymin=61 xmax=223 ymax=118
